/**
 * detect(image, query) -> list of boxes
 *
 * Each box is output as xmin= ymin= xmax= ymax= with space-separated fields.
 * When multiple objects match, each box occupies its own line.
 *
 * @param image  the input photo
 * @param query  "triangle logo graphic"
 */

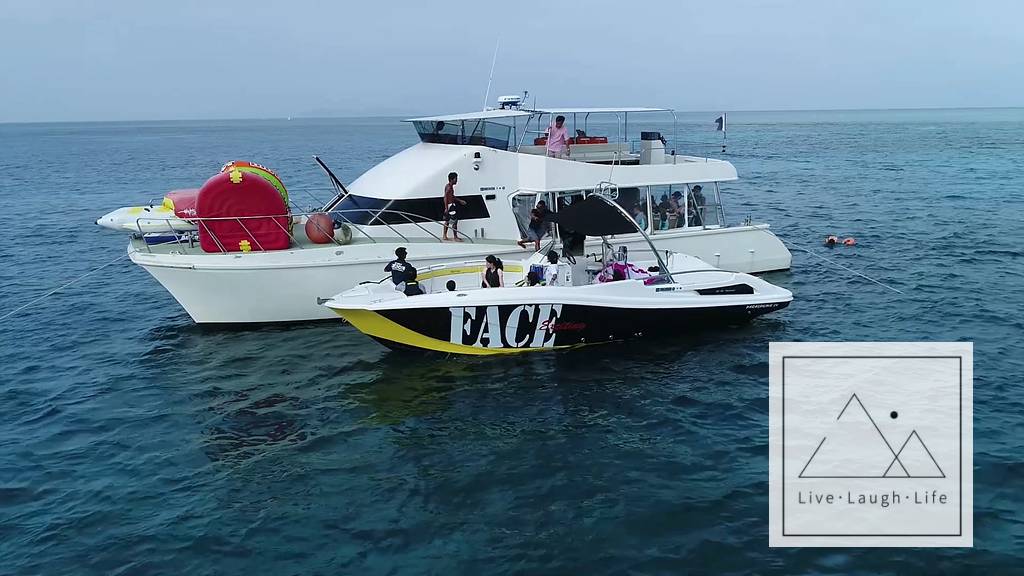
xmin=883 ymin=430 xmax=945 ymax=478
xmin=799 ymin=393 xmax=910 ymax=478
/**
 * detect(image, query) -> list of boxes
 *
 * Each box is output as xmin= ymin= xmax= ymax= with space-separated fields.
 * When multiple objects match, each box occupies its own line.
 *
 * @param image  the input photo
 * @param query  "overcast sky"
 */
xmin=1 ymin=0 xmax=1021 ymax=122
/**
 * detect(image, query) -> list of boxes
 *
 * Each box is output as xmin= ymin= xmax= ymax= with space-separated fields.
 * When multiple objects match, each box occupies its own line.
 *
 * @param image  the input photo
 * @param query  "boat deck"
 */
xmin=131 ymin=232 xmax=522 ymax=256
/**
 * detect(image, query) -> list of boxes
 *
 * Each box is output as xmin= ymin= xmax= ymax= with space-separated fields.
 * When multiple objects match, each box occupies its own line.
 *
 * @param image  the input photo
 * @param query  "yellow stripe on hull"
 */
xmin=334 ymin=308 xmax=578 ymax=355
xmin=415 ymin=264 xmax=523 ymax=281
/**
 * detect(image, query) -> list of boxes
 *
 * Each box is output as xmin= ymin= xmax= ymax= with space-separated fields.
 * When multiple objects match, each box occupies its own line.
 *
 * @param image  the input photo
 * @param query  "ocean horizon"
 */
xmin=3 ymin=104 xmax=1023 ymax=126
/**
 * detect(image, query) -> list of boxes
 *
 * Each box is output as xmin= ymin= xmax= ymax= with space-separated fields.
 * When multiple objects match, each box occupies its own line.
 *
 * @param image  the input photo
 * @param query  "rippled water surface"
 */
xmin=1 ymin=109 xmax=1023 ymax=574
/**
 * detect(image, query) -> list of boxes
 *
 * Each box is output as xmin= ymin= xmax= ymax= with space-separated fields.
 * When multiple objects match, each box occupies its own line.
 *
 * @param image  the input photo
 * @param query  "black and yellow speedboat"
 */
xmin=321 ymin=195 xmax=792 ymax=355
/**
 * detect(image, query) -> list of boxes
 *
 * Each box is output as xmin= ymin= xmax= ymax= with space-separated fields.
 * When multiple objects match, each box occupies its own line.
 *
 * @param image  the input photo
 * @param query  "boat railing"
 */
xmin=622 ymin=138 xmax=727 ymax=163
xmin=358 ymin=257 xmax=505 ymax=290
xmin=148 ymin=186 xmax=336 ymax=215
xmin=135 ymin=207 xmax=476 ymax=255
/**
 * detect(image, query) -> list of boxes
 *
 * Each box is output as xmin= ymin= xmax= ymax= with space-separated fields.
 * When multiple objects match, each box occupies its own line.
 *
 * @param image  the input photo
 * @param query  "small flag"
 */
xmin=714 ymin=113 xmax=727 ymax=132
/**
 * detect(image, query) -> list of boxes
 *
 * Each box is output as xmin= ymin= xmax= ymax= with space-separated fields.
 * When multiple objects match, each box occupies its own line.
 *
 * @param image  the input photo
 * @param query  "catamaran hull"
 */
xmin=333 ymin=301 xmax=791 ymax=355
xmin=130 ymin=225 xmax=790 ymax=324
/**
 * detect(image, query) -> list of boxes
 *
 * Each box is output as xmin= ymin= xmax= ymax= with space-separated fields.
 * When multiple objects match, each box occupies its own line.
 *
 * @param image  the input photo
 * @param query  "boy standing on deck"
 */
xmin=442 ymin=172 xmax=466 ymax=241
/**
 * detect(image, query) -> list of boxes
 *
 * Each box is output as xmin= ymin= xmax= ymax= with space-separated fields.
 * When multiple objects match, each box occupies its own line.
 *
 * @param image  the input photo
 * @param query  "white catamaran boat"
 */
xmin=99 ymin=101 xmax=791 ymax=323
xmin=323 ymin=195 xmax=792 ymax=354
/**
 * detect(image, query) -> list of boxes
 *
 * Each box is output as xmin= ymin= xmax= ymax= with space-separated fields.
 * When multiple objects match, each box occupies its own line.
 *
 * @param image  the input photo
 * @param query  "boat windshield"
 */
xmin=413 ymin=119 xmax=512 ymax=150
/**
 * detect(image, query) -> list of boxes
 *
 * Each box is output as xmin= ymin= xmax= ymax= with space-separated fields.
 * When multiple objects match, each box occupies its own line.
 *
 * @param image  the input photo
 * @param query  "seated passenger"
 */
xmin=595 ymin=260 xmax=655 ymax=283
xmin=481 ymin=255 xmax=505 ymax=288
xmin=384 ymin=247 xmax=411 ymax=292
xmin=402 ymin=264 xmax=423 ymax=296
xmin=526 ymin=271 xmax=541 ymax=286
xmin=632 ymin=203 xmax=648 ymax=230
xmin=544 ymin=250 xmax=560 ymax=286
xmin=446 ymin=280 xmax=457 ymax=291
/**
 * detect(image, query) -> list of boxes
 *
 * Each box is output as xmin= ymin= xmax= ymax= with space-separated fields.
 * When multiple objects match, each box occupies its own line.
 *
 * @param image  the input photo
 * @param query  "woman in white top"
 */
xmin=544 ymin=250 xmax=560 ymax=286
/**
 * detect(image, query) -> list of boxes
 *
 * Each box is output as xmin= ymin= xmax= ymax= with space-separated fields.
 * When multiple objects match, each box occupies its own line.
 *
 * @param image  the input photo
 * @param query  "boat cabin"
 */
xmin=321 ymin=105 xmax=738 ymax=244
xmin=130 ymin=104 xmax=772 ymax=276
xmin=408 ymin=107 xmax=679 ymax=165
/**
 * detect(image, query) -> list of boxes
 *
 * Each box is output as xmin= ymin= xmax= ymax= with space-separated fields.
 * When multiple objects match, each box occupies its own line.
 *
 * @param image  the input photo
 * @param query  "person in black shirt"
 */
xmin=481 ymin=255 xmax=504 ymax=288
xmin=384 ymin=247 xmax=423 ymax=295
xmin=384 ymin=247 xmax=409 ymax=289
xmin=688 ymin=185 xmax=706 ymax=227
xmin=535 ymin=199 xmax=551 ymax=220
xmin=656 ymin=194 xmax=671 ymax=230
xmin=517 ymin=208 xmax=546 ymax=251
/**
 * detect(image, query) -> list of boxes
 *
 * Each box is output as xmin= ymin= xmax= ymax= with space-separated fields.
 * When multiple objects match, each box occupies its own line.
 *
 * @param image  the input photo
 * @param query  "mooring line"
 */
xmin=0 ymin=251 xmax=132 ymax=322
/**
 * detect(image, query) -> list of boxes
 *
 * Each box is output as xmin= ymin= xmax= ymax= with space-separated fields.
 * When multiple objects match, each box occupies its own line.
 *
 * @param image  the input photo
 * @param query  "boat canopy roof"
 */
xmin=405 ymin=107 xmax=670 ymax=123
xmin=404 ymin=109 xmax=532 ymax=123
xmin=405 ymin=106 xmax=676 ymax=152
xmin=551 ymin=194 xmax=641 ymax=237
xmin=536 ymin=107 xmax=671 ymax=114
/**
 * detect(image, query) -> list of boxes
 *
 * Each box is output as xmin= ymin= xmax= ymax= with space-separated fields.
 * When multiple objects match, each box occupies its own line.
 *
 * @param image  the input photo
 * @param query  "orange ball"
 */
xmin=304 ymin=213 xmax=335 ymax=244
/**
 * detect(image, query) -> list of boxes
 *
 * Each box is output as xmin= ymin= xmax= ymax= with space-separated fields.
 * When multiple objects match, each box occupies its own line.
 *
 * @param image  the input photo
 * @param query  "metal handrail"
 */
xmin=135 ymin=207 xmax=478 ymax=255
xmin=667 ymin=269 xmax=741 ymax=278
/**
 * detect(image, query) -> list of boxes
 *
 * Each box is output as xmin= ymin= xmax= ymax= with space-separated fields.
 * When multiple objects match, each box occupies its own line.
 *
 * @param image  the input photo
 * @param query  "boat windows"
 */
xmin=331 ymin=193 xmax=490 ymax=226
xmin=647 ymin=183 xmax=725 ymax=232
xmin=413 ymin=120 xmax=512 ymax=150
xmin=691 ymin=183 xmax=724 ymax=228
xmin=649 ymin=185 xmax=687 ymax=232
xmin=608 ymin=187 xmax=646 ymax=233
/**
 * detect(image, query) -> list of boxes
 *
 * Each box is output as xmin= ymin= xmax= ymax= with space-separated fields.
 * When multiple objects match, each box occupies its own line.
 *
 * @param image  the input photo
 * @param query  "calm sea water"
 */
xmin=1 ymin=109 xmax=1023 ymax=574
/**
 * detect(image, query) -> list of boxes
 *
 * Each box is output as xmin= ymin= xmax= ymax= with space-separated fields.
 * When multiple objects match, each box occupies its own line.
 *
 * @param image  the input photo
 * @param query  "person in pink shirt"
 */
xmin=545 ymin=115 xmax=571 ymax=159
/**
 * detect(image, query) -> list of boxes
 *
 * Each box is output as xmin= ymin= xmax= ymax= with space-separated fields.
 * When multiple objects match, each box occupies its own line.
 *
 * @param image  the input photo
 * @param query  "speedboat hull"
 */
xmin=337 ymin=300 xmax=790 ymax=354
xmin=323 ymin=260 xmax=793 ymax=355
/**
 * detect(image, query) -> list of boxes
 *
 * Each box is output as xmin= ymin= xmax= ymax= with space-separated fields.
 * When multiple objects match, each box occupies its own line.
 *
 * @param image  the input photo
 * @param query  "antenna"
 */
xmin=482 ymin=38 xmax=500 ymax=110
